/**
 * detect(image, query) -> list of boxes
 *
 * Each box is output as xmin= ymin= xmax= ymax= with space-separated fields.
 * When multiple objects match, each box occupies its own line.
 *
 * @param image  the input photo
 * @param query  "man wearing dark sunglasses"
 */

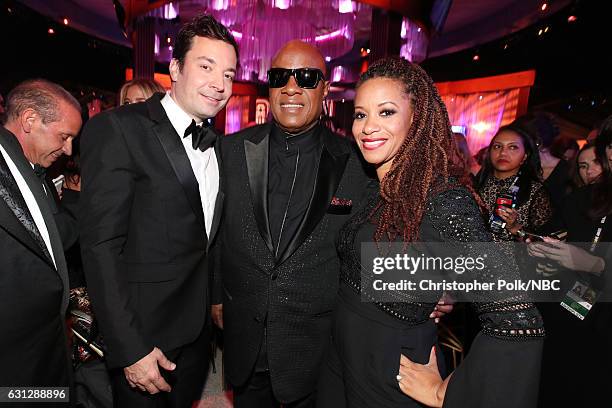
xmin=211 ymin=40 xmax=372 ymax=407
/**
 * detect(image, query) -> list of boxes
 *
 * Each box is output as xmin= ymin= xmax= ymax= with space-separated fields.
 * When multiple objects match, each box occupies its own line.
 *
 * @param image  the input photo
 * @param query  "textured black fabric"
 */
xmin=183 ymin=119 xmax=217 ymax=151
xmin=79 ymin=94 xmax=220 ymax=374
xmin=0 ymin=127 xmax=71 ymax=390
xmin=268 ymin=123 xmax=321 ymax=258
xmin=326 ymin=182 xmax=544 ymax=407
xmin=215 ymin=123 xmax=373 ymax=402
xmin=0 ymin=151 xmax=53 ymax=262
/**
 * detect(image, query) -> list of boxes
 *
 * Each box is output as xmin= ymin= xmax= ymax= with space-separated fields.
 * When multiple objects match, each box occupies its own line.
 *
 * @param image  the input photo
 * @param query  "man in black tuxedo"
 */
xmin=0 ymin=79 xmax=82 ymax=389
xmin=79 ymin=15 xmax=237 ymax=407
xmin=211 ymin=40 xmax=372 ymax=407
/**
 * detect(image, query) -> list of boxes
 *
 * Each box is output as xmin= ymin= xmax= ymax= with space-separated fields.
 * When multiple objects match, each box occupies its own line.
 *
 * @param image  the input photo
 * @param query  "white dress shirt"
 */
xmin=160 ymin=93 xmax=219 ymax=237
xmin=0 ymin=144 xmax=57 ymax=267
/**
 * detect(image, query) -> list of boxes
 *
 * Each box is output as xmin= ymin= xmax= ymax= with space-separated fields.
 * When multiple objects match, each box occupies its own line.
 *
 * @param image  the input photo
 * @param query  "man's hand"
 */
xmin=124 ymin=347 xmax=175 ymax=394
xmin=430 ymin=294 xmax=454 ymax=323
xmin=211 ymin=304 xmax=223 ymax=329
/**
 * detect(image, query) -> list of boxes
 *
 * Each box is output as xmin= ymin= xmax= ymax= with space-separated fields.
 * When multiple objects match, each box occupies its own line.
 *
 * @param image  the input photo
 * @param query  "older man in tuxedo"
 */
xmin=0 ymin=79 xmax=82 ymax=389
xmin=79 ymin=15 xmax=237 ymax=408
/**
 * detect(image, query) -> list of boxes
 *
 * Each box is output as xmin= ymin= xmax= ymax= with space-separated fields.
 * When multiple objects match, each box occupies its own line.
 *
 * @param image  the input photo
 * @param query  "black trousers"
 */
xmin=233 ymin=370 xmax=315 ymax=408
xmin=109 ymin=326 xmax=211 ymax=408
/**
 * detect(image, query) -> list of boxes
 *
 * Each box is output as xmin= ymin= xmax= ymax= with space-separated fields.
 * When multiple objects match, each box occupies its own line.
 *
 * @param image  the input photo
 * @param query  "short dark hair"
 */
xmin=173 ymin=14 xmax=239 ymax=69
xmin=5 ymin=79 xmax=81 ymax=124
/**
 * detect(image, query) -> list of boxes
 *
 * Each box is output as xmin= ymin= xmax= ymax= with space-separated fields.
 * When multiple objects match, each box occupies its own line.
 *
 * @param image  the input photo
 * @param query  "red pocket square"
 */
xmin=331 ymin=197 xmax=352 ymax=206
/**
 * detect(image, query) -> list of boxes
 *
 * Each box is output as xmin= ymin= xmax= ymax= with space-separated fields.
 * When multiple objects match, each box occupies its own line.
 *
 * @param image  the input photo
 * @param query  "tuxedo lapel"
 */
xmin=147 ymin=95 xmax=206 ymax=231
xmin=244 ymin=125 xmax=274 ymax=254
xmin=207 ymin=136 xmax=224 ymax=249
xmin=277 ymin=128 xmax=349 ymax=266
xmin=0 ymin=182 xmax=52 ymax=265
xmin=0 ymin=127 xmax=70 ymax=313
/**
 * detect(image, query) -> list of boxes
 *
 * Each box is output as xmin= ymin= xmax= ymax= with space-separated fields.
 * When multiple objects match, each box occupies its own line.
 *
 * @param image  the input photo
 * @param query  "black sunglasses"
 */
xmin=267 ymin=68 xmax=326 ymax=89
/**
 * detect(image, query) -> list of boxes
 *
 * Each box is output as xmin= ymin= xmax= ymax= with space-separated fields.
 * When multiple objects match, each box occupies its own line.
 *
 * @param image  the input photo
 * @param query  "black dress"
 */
xmin=318 ymin=182 xmax=545 ymax=408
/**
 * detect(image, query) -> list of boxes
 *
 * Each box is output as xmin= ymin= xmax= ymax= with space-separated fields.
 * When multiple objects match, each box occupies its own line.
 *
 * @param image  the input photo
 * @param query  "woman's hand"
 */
xmin=528 ymin=237 xmax=605 ymax=274
xmin=497 ymin=206 xmax=521 ymax=233
xmin=397 ymin=346 xmax=448 ymax=407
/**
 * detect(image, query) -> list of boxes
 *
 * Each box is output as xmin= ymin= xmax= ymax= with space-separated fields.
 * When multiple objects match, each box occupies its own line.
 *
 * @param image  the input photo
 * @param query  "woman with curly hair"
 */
xmin=317 ymin=57 xmax=544 ymax=407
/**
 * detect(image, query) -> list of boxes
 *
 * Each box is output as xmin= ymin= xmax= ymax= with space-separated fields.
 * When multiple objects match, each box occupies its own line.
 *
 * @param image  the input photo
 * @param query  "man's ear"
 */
xmin=19 ymin=108 xmax=37 ymax=134
xmin=169 ymin=58 xmax=180 ymax=82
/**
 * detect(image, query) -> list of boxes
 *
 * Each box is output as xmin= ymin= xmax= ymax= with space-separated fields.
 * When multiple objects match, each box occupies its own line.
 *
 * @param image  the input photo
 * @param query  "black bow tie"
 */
xmin=33 ymin=164 xmax=46 ymax=181
xmin=184 ymin=119 xmax=218 ymax=151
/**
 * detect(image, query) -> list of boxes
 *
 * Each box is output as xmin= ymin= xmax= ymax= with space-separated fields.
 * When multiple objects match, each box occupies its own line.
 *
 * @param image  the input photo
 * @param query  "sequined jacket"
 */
xmin=213 ymin=123 xmax=373 ymax=401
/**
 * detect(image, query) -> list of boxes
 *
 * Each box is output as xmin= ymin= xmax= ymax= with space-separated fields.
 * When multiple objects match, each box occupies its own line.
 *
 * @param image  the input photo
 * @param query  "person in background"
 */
xmin=529 ymin=115 xmax=612 ymax=408
xmin=595 ymin=115 xmax=612 ymax=167
xmin=550 ymin=136 xmax=579 ymax=162
xmin=572 ymin=143 xmax=602 ymax=187
xmin=453 ymin=132 xmax=478 ymax=177
xmin=516 ymin=112 xmax=571 ymax=212
xmin=1 ymin=78 xmax=82 ymax=389
xmin=477 ymin=122 xmax=553 ymax=241
xmin=472 ymin=145 xmax=488 ymax=176
xmin=118 ymin=78 xmax=166 ymax=106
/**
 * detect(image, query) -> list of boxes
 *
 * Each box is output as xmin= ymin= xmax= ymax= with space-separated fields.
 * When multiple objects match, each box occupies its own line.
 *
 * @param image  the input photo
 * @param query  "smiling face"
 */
xmin=269 ymin=41 xmax=329 ymax=134
xmin=169 ymin=36 xmax=237 ymax=121
xmin=352 ymin=77 xmax=414 ymax=180
xmin=489 ymin=129 xmax=527 ymax=178
xmin=578 ymin=146 xmax=602 ymax=185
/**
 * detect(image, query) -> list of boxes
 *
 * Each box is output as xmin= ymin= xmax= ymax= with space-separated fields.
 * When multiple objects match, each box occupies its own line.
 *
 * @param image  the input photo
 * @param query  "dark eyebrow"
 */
xmin=195 ymin=56 xmax=236 ymax=73
xmin=377 ymin=101 xmax=399 ymax=108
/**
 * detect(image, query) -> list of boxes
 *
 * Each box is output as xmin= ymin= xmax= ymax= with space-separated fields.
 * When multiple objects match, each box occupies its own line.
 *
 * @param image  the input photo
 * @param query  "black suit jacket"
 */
xmin=0 ymin=127 xmax=71 ymax=387
xmin=213 ymin=123 xmax=372 ymax=402
xmin=79 ymin=94 xmax=223 ymax=369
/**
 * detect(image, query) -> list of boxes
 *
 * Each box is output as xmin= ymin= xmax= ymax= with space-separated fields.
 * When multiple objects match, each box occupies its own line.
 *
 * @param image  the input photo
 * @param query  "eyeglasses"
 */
xmin=267 ymin=68 xmax=325 ymax=89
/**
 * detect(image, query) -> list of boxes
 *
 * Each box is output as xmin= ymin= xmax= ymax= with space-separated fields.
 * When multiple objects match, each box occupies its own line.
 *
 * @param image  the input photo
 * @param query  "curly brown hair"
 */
xmin=357 ymin=57 xmax=478 ymax=243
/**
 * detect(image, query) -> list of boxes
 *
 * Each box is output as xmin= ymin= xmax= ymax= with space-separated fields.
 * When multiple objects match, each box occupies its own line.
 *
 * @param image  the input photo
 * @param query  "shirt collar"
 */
xmin=160 ymin=93 xmax=199 ymax=137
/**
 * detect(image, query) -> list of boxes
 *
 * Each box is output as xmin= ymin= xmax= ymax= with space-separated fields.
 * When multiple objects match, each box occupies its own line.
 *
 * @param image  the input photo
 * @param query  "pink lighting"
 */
xmin=400 ymin=17 xmax=428 ymax=62
xmin=273 ymin=0 xmax=291 ymax=10
xmin=208 ymin=0 xmax=359 ymax=81
xmin=315 ymin=27 xmax=346 ymax=42
xmin=212 ymin=0 xmax=228 ymax=11
xmin=338 ymin=0 xmax=353 ymax=13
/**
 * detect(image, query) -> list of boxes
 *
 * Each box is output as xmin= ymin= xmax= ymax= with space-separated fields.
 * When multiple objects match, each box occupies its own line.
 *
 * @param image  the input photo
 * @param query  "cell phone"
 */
xmin=549 ymin=230 xmax=567 ymax=241
xmin=524 ymin=232 xmax=546 ymax=241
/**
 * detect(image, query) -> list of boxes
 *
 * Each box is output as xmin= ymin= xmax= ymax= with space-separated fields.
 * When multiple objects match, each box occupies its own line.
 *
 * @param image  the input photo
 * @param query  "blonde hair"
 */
xmin=118 ymin=79 xmax=165 ymax=105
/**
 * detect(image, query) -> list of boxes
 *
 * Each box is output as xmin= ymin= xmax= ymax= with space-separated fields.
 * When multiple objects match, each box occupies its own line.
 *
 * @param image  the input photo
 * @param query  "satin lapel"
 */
xmin=276 ymin=132 xmax=349 ymax=266
xmin=207 ymin=138 xmax=224 ymax=249
xmin=0 ymin=129 xmax=70 ymax=313
xmin=149 ymin=107 xmax=205 ymax=230
xmin=244 ymin=131 xmax=274 ymax=254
